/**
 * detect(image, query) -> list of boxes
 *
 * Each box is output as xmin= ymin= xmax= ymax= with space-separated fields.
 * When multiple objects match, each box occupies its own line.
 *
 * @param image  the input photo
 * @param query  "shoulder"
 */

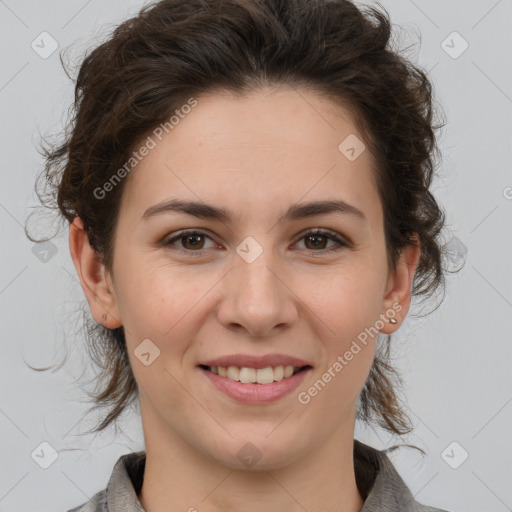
xmin=354 ymin=440 xmax=453 ymax=512
xmin=65 ymin=450 xmax=146 ymax=512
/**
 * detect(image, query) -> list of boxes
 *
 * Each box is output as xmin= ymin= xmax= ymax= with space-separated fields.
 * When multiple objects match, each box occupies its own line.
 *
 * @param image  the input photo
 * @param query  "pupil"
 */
xmin=185 ymin=235 xmax=203 ymax=249
xmin=307 ymin=235 xmax=326 ymax=249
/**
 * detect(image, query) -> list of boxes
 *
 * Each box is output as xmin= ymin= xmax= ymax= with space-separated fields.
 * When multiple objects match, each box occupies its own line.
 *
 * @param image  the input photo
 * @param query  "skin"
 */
xmin=69 ymin=85 xmax=420 ymax=512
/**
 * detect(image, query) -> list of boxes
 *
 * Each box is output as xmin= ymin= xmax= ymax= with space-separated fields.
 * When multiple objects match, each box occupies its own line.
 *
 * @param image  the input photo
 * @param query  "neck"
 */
xmin=138 ymin=407 xmax=364 ymax=512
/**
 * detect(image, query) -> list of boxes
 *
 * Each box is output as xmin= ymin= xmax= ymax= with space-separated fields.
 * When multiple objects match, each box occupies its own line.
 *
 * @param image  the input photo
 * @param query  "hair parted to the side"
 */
xmin=27 ymin=0 xmax=451 ymax=437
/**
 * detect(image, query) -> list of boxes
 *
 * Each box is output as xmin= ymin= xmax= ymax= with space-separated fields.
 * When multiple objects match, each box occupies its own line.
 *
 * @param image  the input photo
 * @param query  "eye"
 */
xmin=162 ymin=228 xmax=351 ymax=256
xmin=162 ymin=229 xmax=218 ymax=256
xmin=293 ymin=228 xmax=350 ymax=255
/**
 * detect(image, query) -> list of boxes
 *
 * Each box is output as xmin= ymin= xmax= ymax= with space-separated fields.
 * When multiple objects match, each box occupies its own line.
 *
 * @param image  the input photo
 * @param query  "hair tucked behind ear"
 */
xmin=27 ymin=0 xmax=451 ymax=437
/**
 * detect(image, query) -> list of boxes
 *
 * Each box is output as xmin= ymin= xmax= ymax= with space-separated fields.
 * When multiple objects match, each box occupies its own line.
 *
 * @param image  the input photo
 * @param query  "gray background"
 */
xmin=0 ymin=1 xmax=511 ymax=511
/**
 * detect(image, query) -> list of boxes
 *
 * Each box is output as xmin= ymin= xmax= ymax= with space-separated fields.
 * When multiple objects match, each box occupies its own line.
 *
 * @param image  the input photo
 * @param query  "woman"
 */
xmin=33 ymin=0 xmax=452 ymax=510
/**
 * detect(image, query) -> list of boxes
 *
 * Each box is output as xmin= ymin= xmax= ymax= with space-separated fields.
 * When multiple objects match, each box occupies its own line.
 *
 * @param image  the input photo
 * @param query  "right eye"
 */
xmin=162 ymin=230 xmax=218 ymax=256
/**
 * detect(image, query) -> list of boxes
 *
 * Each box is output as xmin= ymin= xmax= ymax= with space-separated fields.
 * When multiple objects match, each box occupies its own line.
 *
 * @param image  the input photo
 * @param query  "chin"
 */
xmin=208 ymin=431 xmax=306 ymax=472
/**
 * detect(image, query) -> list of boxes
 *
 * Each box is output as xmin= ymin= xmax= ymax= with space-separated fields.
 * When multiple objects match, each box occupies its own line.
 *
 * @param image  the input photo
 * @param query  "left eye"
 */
xmin=162 ymin=229 xmax=349 ymax=255
xmin=163 ymin=231 xmax=218 ymax=252
xmin=295 ymin=229 xmax=349 ymax=252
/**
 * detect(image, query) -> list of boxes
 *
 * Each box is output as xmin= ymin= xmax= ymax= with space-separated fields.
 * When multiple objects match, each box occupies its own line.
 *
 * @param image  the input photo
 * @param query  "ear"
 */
xmin=68 ymin=217 xmax=122 ymax=329
xmin=379 ymin=235 xmax=421 ymax=334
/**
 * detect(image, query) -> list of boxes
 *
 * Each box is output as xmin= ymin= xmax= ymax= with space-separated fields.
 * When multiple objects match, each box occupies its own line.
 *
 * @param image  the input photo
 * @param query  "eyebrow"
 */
xmin=142 ymin=198 xmax=366 ymax=223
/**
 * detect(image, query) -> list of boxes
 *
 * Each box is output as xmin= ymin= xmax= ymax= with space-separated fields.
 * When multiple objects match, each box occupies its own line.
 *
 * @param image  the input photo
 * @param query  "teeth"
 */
xmin=227 ymin=366 xmax=240 ymax=381
xmin=239 ymin=367 xmax=256 ymax=383
xmin=208 ymin=365 xmax=301 ymax=384
xmin=283 ymin=365 xmax=294 ymax=378
xmin=274 ymin=365 xmax=284 ymax=380
xmin=254 ymin=367 xmax=273 ymax=384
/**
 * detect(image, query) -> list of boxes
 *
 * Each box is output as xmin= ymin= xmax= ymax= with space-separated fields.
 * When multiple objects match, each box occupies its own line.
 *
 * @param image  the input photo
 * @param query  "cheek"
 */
xmin=299 ymin=263 xmax=385 ymax=395
xmin=115 ymin=266 xmax=202 ymax=401
xmin=304 ymin=265 xmax=386 ymax=337
xmin=300 ymin=276 xmax=381 ymax=410
xmin=114 ymin=255 xmax=207 ymax=339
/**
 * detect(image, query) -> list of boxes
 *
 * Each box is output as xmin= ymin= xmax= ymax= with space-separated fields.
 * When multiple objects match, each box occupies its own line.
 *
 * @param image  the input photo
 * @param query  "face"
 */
xmin=72 ymin=85 xmax=418 ymax=471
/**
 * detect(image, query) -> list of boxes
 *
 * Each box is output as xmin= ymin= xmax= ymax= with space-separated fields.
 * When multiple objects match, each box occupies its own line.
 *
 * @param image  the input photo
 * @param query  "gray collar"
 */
xmin=70 ymin=440 xmax=448 ymax=512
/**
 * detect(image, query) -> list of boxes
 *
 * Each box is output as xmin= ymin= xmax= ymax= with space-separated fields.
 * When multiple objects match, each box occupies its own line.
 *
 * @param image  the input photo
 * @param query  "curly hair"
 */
xmin=27 ymin=0 xmax=449 ymax=437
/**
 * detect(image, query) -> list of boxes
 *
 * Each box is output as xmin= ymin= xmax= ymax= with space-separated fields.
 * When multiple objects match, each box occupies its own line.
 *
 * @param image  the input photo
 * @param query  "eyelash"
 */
xmin=162 ymin=228 xmax=351 ymax=257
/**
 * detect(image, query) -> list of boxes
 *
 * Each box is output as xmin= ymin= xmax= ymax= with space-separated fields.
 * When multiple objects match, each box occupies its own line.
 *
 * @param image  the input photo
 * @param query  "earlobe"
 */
xmin=380 ymin=236 xmax=421 ymax=334
xmin=68 ymin=217 xmax=122 ymax=328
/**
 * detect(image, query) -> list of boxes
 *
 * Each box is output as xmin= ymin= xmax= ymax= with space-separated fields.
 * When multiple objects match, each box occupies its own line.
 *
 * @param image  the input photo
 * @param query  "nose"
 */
xmin=216 ymin=251 xmax=299 ymax=338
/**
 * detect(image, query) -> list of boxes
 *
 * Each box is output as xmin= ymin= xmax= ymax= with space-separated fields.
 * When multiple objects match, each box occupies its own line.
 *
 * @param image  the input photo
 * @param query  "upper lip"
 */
xmin=199 ymin=354 xmax=312 ymax=369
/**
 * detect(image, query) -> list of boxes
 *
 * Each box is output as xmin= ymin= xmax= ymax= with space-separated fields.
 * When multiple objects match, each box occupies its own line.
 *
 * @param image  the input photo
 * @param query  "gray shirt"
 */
xmin=67 ymin=440 xmax=450 ymax=512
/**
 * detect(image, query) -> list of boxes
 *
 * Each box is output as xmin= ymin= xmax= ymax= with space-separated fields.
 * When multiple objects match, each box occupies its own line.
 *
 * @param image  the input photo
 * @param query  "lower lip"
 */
xmin=198 ymin=367 xmax=311 ymax=404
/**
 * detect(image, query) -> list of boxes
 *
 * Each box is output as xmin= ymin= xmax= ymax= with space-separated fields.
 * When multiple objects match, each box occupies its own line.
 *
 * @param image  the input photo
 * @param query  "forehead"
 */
xmin=118 ymin=87 xmax=382 ymax=227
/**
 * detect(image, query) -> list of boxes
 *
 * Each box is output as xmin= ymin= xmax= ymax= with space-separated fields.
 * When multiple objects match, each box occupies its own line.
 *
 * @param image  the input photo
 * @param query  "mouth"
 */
xmin=198 ymin=364 xmax=312 ymax=385
xmin=197 ymin=354 xmax=313 ymax=403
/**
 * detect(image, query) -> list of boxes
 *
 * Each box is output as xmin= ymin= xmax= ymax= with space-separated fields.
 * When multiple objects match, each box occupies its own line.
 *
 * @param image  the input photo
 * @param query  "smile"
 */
xmin=200 ymin=364 xmax=309 ymax=384
xmin=198 ymin=364 xmax=312 ymax=404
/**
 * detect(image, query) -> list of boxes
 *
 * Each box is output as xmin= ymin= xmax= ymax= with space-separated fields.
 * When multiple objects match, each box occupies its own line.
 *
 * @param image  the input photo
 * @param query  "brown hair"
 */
xmin=27 ymin=0 xmax=450 ymax=436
